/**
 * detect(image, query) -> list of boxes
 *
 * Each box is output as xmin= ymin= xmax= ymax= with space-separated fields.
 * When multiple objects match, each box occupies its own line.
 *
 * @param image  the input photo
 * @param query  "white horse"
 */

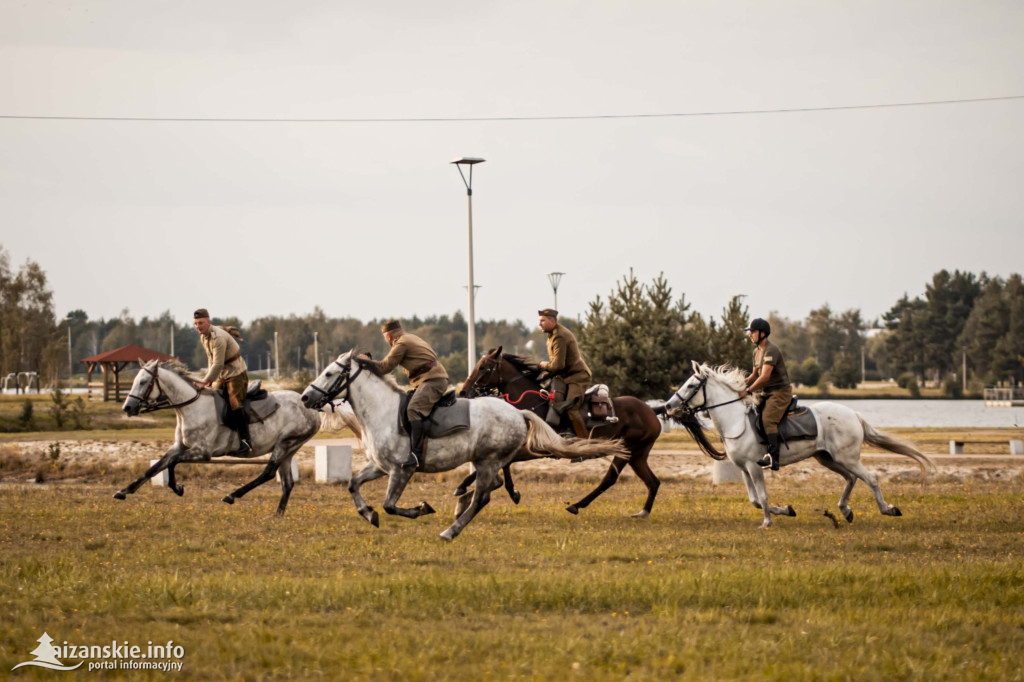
xmin=300 ymin=350 xmax=628 ymax=541
xmin=662 ymin=361 xmax=935 ymax=528
xmin=117 ymin=359 xmax=323 ymax=515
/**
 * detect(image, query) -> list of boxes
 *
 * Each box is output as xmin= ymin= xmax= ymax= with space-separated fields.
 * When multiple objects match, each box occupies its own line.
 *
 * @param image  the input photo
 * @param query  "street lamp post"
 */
xmin=546 ymin=272 xmax=565 ymax=310
xmin=451 ymin=157 xmax=485 ymax=375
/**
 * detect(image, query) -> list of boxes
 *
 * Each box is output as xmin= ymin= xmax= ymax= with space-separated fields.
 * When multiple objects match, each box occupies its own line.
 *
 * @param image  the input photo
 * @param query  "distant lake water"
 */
xmin=802 ymin=399 xmax=1024 ymax=428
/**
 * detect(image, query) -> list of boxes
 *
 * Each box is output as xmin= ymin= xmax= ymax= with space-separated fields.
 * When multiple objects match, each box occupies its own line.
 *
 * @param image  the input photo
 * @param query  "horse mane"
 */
xmin=703 ymin=363 xmax=757 ymax=406
xmin=158 ymin=359 xmax=197 ymax=382
xmin=502 ymin=353 xmax=543 ymax=378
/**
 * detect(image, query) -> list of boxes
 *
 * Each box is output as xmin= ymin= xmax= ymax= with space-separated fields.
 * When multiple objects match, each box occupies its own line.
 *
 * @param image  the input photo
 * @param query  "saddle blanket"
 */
xmin=398 ymin=392 xmax=471 ymax=439
xmin=749 ymin=406 xmax=819 ymax=443
xmin=214 ymin=391 xmax=280 ymax=426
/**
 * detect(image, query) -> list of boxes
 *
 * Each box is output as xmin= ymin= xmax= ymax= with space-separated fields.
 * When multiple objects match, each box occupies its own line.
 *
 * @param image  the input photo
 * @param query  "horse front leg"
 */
xmin=113 ymin=443 xmax=187 ymax=499
xmin=222 ymin=460 xmax=279 ymax=507
xmin=565 ymin=458 xmax=628 ymax=515
xmin=744 ymin=463 xmax=796 ymax=527
xmin=349 ymin=462 xmax=387 ymax=527
xmin=381 ymin=467 xmax=436 ymax=519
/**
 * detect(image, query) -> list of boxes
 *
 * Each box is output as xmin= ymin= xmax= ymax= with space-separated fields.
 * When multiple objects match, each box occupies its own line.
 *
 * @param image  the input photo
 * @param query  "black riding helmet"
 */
xmin=745 ymin=318 xmax=771 ymax=337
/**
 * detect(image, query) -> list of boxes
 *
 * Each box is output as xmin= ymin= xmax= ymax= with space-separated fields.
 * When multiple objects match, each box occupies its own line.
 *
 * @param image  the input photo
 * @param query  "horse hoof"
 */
xmin=420 ymin=501 xmax=436 ymax=516
xmin=222 ymin=495 xmax=235 ymax=505
xmin=786 ymin=505 xmax=796 ymax=517
xmin=631 ymin=510 xmax=650 ymax=519
xmin=511 ymin=490 xmax=521 ymax=505
xmin=113 ymin=491 xmax=126 ymax=500
xmin=368 ymin=510 xmax=380 ymax=528
xmin=890 ymin=506 xmax=902 ymax=517
xmin=843 ymin=509 xmax=854 ymax=523
xmin=453 ymin=487 xmax=467 ymax=497
xmin=439 ymin=530 xmax=455 ymax=542
xmin=173 ymin=484 xmax=185 ymax=497
xmin=565 ymin=504 xmax=579 ymax=515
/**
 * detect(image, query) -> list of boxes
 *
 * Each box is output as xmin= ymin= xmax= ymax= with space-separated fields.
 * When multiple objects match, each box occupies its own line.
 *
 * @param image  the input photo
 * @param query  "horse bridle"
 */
xmin=670 ymin=374 xmax=746 ymax=417
xmin=127 ymin=363 xmax=201 ymax=412
xmin=306 ymin=357 xmax=363 ymax=405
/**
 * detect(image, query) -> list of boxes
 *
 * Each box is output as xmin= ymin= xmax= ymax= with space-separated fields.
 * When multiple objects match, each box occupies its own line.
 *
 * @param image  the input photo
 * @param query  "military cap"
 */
xmin=193 ymin=308 xmax=210 ymax=320
xmin=381 ymin=319 xmax=402 ymax=333
xmin=537 ymin=308 xmax=558 ymax=319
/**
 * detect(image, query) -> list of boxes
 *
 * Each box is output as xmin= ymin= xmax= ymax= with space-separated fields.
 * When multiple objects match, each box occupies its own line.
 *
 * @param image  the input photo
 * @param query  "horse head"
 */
xmin=301 ymin=349 xmax=363 ymax=409
xmin=460 ymin=346 xmax=505 ymax=398
xmin=123 ymin=359 xmax=161 ymax=416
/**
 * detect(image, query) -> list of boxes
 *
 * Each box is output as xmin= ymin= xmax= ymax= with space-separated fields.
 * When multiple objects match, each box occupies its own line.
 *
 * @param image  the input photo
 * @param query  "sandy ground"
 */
xmin=7 ymin=437 xmax=1023 ymax=484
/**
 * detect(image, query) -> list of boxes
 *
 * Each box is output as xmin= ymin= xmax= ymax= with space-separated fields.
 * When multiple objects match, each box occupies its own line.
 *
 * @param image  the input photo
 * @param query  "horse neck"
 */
xmin=156 ymin=368 xmax=199 ymax=405
xmin=347 ymin=371 xmax=400 ymax=437
xmin=703 ymin=377 xmax=749 ymax=434
xmin=499 ymin=362 xmax=543 ymax=400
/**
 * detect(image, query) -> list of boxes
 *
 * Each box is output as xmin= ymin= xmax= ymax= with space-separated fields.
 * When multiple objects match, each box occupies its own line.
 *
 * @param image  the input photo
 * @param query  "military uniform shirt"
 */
xmin=371 ymin=332 xmax=449 ymax=387
xmin=200 ymin=326 xmax=247 ymax=385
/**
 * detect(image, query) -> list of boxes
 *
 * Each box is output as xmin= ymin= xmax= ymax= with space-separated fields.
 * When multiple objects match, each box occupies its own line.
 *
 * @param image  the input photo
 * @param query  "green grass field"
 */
xmin=2 ymin=465 xmax=1023 ymax=680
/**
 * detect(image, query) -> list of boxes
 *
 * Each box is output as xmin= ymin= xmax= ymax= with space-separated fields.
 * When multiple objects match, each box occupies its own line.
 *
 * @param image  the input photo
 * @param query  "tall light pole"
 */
xmin=452 ymin=157 xmax=485 ymax=375
xmin=546 ymin=272 xmax=565 ymax=310
xmin=63 ymin=315 xmax=74 ymax=380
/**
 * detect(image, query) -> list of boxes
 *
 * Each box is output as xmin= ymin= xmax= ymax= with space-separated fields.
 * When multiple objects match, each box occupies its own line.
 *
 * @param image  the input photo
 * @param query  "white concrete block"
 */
xmin=1010 ymin=439 xmax=1023 ymax=455
xmin=150 ymin=459 xmax=169 ymax=487
xmin=949 ymin=440 xmax=964 ymax=455
xmin=712 ymin=459 xmax=745 ymax=484
xmin=315 ymin=444 xmax=352 ymax=483
xmin=275 ymin=458 xmax=300 ymax=482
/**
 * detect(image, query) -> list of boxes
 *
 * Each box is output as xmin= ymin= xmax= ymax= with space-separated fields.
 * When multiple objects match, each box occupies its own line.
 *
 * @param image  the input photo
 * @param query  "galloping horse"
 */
xmin=117 ymin=359 xmax=322 ymax=514
xmin=460 ymin=347 xmax=663 ymax=518
xmin=300 ymin=350 xmax=628 ymax=541
xmin=663 ymin=361 xmax=935 ymax=528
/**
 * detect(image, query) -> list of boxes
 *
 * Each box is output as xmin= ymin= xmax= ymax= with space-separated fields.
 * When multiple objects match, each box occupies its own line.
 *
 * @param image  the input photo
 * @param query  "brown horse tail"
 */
xmin=667 ymin=409 xmax=727 ymax=460
xmin=521 ymin=411 xmax=629 ymax=461
xmin=859 ymin=416 xmax=935 ymax=477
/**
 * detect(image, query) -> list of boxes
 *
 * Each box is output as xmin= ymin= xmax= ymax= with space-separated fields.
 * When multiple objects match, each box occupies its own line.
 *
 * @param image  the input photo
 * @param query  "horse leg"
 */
xmin=813 ymin=453 xmax=858 ymax=522
xmin=165 ymin=463 xmax=185 ymax=497
xmin=501 ymin=463 xmax=521 ymax=504
xmin=453 ymin=469 xmax=477 ymax=497
xmin=742 ymin=462 xmax=794 ymax=526
xmin=223 ymin=460 xmax=279 ymax=506
xmin=381 ymin=467 xmax=436 ymax=519
xmin=113 ymin=444 xmax=186 ymax=499
xmin=626 ymin=448 xmax=660 ymax=518
xmin=740 ymin=467 xmax=761 ymax=508
xmin=841 ymin=457 xmax=902 ymax=517
xmin=565 ymin=458 xmax=628 ymax=515
xmin=275 ymin=456 xmax=296 ymax=516
xmin=349 ymin=462 xmax=387 ymax=527
xmin=441 ymin=465 xmax=497 ymax=541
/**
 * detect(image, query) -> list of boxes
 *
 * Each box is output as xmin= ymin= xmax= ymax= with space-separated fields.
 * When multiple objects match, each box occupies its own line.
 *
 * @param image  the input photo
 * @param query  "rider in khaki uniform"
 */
xmin=194 ymin=308 xmax=251 ymax=454
xmin=739 ymin=318 xmax=791 ymax=470
xmin=537 ymin=308 xmax=592 ymax=438
xmin=368 ymin=319 xmax=449 ymax=469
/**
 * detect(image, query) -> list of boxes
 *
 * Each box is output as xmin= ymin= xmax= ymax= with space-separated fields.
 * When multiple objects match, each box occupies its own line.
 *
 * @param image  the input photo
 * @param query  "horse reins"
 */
xmin=306 ymin=358 xmax=363 ymax=404
xmin=128 ymin=363 xmax=202 ymax=413
xmin=672 ymin=376 xmax=746 ymax=417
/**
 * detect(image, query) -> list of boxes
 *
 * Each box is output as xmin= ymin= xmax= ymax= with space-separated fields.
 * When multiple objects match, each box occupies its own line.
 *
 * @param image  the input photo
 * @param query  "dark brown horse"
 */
xmin=459 ymin=347 xmax=663 ymax=517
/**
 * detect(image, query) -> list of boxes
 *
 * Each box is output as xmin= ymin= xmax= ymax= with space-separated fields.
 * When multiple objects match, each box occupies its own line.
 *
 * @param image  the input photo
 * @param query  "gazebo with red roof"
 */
xmin=80 ymin=344 xmax=177 ymax=402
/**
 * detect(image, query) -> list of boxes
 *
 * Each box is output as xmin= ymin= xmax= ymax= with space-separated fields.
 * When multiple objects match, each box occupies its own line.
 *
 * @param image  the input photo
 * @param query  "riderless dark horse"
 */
xmin=460 ymin=347 xmax=663 ymax=517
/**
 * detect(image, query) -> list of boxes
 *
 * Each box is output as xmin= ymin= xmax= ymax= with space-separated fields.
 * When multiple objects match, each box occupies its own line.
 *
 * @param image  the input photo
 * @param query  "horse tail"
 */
xmin=521 ymin=411 xmax=629 ymax=461
xmin=667 ymin=409 xmax=727 ymax=460
xmin=859 ymin=416 xmax=935 ymax=476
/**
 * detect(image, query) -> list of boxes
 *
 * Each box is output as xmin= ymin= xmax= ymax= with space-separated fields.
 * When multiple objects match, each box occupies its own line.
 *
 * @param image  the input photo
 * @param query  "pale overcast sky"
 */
xmin=1 ymin=0 xmax=1022 ymax=328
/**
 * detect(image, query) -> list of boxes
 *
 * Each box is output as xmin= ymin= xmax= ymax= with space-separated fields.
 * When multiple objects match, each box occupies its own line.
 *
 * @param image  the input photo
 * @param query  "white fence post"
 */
xmin=150 ymin=459 xmax=169 ymax=487
xmin=275 ymin=458 xmax=300 ymax=483
xmin=1010 ymin=440 xmax=1023 ymax=455
xmin=315 ymin=445 xmax=352 ymax=483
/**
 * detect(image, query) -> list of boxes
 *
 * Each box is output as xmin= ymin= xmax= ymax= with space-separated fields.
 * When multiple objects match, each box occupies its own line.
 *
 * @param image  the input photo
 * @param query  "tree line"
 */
xmin=2 ymin=244 xmax=1022 ymax=398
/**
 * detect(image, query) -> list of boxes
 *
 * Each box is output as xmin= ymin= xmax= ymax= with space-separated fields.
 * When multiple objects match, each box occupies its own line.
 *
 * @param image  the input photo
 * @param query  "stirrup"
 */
xmin=237 ymin=439 xmax=252 ymax=455
xmin=755 ymin=454 xmax=773 ymax=468
xmin=403 ymin=451 xmax=421 ymax=469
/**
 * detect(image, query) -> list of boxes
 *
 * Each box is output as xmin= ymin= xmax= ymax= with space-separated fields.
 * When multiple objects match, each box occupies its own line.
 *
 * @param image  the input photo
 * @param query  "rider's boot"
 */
xmin=233 ymin=409 xmax=252 ymax=454
xmin=545 ymin=403 xmax=562 ymax=428
xmin=756 ymin=433 xmax=780 ymax=470
xmin=568 ymin=410 xmax=588 ymax=439
xmin=403 ymin=418 xmax=425 ymax=469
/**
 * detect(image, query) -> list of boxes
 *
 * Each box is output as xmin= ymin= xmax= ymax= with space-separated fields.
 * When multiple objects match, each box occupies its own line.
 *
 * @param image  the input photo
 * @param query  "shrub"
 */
xmin=943 ymin=376 xmax=964 ymax=399
xmin=791 ymin=358 xmax=823 ymax=387
xmin=18 ymin=400 xmax=34 ymax=430
xmin=896 ymin=372 xmax=916 ymax=389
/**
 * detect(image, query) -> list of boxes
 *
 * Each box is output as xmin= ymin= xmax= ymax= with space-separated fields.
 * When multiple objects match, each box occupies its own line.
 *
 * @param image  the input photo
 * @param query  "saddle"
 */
xmin=750 ymin=395 xmax=818 ymax=446
xmin=397 ymin=389 xmax=471 ymax=439
xmin=215 ymin=380 xmax=279 ymax=428
xmin=583 ymin=384 xmax=618 ymax=427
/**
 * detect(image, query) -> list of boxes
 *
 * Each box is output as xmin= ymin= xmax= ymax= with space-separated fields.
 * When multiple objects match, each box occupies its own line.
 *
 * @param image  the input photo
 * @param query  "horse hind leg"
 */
xmin=627 ymin=447 xmax=660 ymax=518
xmin=222 ymin=459 xmax=279 ymax=506
xmin=442 ymin=466 xmax=496 ymax=542
xmin=843 ymin=457 xmax=902 ymax=517
xmin=813 ymin=452 xmax=857 ymax=523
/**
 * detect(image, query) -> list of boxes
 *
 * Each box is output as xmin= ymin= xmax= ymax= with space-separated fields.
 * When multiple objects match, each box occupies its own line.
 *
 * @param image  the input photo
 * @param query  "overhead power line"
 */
xmin=1 ymin=95 xmax=1022 ymax=124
